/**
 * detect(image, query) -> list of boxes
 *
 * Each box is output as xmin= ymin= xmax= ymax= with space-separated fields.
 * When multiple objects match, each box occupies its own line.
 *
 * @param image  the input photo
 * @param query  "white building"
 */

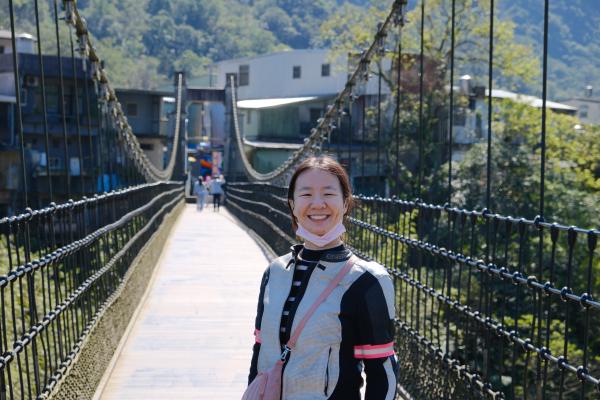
xmin=0 ymin=30 xmax=36 ymax=55
xmin=210 ymin=49 xmax=391 ymax=193
xmin=563 ymin=86 xmax=600 ymax=125
xmin=211 ymin=49 xmax=352 ymax=100
xmin=451 ymin=75 xmax=578 ymax=161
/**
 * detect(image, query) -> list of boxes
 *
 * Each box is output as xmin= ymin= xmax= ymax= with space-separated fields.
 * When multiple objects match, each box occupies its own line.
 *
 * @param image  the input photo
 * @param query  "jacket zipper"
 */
xmin=324 ymin=347 xmax=332 ymax=396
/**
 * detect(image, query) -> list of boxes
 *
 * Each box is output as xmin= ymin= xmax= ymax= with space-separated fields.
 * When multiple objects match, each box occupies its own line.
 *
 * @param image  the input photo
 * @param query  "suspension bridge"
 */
xmin=1 ymin=0 xmax=598 ymax=399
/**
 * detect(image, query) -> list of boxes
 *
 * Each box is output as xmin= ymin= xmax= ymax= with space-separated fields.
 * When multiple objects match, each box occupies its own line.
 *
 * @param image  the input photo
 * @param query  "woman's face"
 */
xmin=291 ymin=168 xmax=347 ymax=236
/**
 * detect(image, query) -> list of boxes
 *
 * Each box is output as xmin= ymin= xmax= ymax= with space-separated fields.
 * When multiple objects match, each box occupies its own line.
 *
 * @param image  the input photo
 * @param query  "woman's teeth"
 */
xmin=309 ymin=215 xmax=328 ymax=221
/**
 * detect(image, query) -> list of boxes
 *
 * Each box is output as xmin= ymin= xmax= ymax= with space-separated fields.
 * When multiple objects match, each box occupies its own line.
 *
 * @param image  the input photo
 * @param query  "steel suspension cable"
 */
xmin=34 ymin=0 xmax=53 ymax=203
xmin=394 ymin=21 xmax=402 ymax=196
xmin=347 ymin=98 xmax=352 ymax=178
xmin=8 ymin=0 xmax=27 ymax=211
xmin=483 ymin=0 xmax=496 ymax=382
xmin=82 ymin=65 xmax=97 ymax=191
xmin=62 ymin=0 xmax=184 ymax=183
xmin=535 ymin=2 xmax=551 ymax=396
xmin=69 ymin=27 xmax=86 ymax=195
xmin=485 ymin=0 xmax=494 ymax=211
xmin=227 ymin=1 xmax=407 ymax=184
xmin=54 ymin=0 xmax=71 ymax=200
xmin=448 ymin=0 xmax=456 ymax=206
xmin=361 ymin=64 xmax=367 ymax=184
xmin=417 ymin=0 xmax=425 ymax=200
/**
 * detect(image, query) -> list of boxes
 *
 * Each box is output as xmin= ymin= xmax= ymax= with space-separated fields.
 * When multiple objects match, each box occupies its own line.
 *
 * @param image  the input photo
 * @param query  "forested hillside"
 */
xmin=2 ymin=0 xmax=598 ymax=98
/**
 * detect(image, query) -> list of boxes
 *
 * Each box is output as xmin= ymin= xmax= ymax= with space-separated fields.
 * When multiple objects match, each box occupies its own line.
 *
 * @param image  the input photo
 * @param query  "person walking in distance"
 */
xmin=193 ymin=177 xmax=208 ymax=211
xmin=210 ymin=174 xmax=225 ymax=211
xmin=244 ymin=155 xmax=398 ymax=400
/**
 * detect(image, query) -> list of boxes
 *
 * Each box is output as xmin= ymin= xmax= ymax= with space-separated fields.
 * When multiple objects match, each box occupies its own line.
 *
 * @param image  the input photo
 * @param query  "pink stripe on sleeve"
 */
xmin=356 ymin=350 xmax=396 ymax=359
xmin=354 ymin=342 xmax=395 ymax=359
xmin=254 ymin=329 xmax=262 ymax=344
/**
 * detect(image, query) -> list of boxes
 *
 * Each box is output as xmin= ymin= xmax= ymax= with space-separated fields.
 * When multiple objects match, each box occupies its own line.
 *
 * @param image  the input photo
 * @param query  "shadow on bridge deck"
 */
xmin=93 ymin=204 xmax=269 ymax=399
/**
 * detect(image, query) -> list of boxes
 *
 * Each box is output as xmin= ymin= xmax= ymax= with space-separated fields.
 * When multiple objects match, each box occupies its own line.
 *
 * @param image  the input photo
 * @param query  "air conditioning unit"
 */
xmin=25 ymin=76 xmax=39 ymax=87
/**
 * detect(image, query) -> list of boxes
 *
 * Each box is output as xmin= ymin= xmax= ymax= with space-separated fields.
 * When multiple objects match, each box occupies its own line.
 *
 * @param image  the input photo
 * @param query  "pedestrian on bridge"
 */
xmin=193 ymin=177 xmax=208 ymax=211
xmin=245 ymin=156 xmax=398 ymax=400
xmin=210 ymin=174 xmax=225 ymax=211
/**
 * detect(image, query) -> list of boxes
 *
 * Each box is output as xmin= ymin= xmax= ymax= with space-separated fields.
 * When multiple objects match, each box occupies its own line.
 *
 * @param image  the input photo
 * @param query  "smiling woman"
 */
xmin=288 ymin=158 xmax=353 ymax=247
xmin=244 ymin=156 xmax=399 ymax=400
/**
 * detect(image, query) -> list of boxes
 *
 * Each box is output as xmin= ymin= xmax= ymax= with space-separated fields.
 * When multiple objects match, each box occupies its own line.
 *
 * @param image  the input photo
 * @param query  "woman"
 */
xmin=248 ymin=156 xmax=398 ymax=399
xmin=193 ymin=176 xmax=208 ymax=211
xmin=210 ymin=174 xmax=225 ymax=211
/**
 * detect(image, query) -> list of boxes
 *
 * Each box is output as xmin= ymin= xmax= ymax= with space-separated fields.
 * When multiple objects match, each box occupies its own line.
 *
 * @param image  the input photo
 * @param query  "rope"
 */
xmin=228 ymin=0 xmax=409 ymax=184
xmin=66 ymin=1 xmax=184 ymax=183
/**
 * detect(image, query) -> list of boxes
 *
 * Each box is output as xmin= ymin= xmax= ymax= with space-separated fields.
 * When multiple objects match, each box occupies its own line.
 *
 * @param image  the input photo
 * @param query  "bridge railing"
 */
xmin=225 ymin=182 xmax=599 ymax=399
xmin=0 ymin=182 xmax=183 ymax=399
xmin=1 ymin=0 xmax=188 ymax=397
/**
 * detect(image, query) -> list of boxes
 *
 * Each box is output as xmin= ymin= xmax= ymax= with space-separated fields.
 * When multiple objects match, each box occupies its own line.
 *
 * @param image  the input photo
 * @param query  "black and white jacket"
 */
xmin=249 ymin=245 xmax=398 ymax=400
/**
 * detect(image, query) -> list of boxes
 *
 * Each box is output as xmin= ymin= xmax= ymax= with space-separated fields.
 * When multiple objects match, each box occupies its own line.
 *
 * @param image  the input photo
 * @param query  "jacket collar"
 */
xmin=290 ymin=244 xmax=352 ymax=267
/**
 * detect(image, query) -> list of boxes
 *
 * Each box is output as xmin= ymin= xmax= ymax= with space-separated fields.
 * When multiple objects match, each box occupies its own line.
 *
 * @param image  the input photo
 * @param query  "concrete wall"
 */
xmin=213 ymin=49 xmax=392 ymax=100
xmin=116 ymin=91 xmax=162 ymax=136
xmin=564 ymin=98 xmax=600 ymax=125
xmin=138 ymin=137 xmax=165 ymax=169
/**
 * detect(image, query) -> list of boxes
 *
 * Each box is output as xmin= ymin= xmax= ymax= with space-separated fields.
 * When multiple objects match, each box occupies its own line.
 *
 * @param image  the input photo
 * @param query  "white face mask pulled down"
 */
xmin=296 ymin=222 xmax=346 ymax=248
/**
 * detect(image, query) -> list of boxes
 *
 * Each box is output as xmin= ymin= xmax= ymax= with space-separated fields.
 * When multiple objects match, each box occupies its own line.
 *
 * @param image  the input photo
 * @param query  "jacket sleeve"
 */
xmin=354 ymin=272 xmax=398 ymax=400
xmin=248 ymin=267 xmax=270 ymax=385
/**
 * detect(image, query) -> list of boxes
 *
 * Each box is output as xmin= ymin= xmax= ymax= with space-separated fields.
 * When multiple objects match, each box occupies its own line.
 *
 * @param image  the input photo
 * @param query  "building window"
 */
xmin=246 ymin=110 xmax=252 ymax=124
xmin=310 ymin=108 xmax=323 ymax=125
xmin=453 ymin=108 xmax=466 ymax=127
xmin=293 ymin=66 xmax=301 ymax=79
xmin=19 ymin=89 xmax=27 ymax=107
xmin=239 ymin=65 xmax=249 ymax=86
xmin=0 ymin=46 xmax=4 ymax=54
xmin=579 ymin=104 xmax=589 ymax=119
xmin=48 ymin=157 xmax=62 ymax=171
xmin=46 ymin=85 xmax=59 ymax=114
xmin=321 ymin=63 xmax=330 ymax=77
xmin=126 ymin=103 xmax=138 ymax=117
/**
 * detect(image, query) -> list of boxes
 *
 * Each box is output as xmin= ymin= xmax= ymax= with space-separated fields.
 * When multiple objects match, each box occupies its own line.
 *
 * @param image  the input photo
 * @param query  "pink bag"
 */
xmin=241 ymin=359 xmax=284 ymax=400
xmin=242 ymin=256 xmax=356 ymax=400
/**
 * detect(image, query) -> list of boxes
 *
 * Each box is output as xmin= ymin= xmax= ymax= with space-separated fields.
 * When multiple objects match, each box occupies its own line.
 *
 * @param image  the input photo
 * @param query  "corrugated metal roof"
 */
xmin=237 ymin=96 xmax=321 ymax=109
xmin=243 ymin=138 xmax=304 ymax=149
xmin=488 ymin=89 xmax=577 ymax=111
xmin=0 ymin=94 xmax=16 ymax=103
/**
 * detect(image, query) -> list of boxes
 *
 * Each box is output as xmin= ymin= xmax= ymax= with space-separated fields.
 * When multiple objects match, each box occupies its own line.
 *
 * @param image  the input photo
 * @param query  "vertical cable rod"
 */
xmin=535 ymin=1 xmax=550 ymax=397
xmin=394 ymin=22 xmax=402 ymax=196
xmin=485 ymin=0 xmax=494 ymax=210
xmin=376 ymin=64 xmax=383 ymax=195
xmin=53 ymin=0 xmax=71 ymax=200
xmin=417 ymin=0 xmax=425 ymax=200
xmin=448 ymin=0 xmax=456 ymax=205
xmin=347 ymin=98 xmax=353 ymax=178
xmin=8 ymin=0 xmax=28 ymax=210
xmin=69 ymin=28 xmax=86 ymax=195
xmin=34 ymin=0 xmax=53 ymax=203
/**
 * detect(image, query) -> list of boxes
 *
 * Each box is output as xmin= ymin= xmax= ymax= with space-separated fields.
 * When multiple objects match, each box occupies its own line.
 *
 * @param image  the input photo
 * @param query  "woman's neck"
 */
xmin=303 ymin=238 xmax=343 ymax=251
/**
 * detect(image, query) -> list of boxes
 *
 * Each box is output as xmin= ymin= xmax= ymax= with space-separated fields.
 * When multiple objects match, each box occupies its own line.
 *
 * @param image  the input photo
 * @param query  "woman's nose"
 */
xmin=310 ymin=195 xmax=326 ymax=207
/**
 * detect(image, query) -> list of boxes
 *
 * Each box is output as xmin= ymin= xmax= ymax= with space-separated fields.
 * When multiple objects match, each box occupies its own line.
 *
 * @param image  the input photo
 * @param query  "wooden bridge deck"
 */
xmin=94 ymin=204 xmax=271 ymax=399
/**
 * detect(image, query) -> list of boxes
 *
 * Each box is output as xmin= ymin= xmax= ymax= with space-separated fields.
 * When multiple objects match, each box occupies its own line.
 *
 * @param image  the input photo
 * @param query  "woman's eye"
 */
xmin=300 ymin=193 xmax=311 ymax=197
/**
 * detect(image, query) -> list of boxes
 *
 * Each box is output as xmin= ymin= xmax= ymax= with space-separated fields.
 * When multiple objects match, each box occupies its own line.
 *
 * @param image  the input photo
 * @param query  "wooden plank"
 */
xmin=95 ymin=205 xmax=269 ymax=399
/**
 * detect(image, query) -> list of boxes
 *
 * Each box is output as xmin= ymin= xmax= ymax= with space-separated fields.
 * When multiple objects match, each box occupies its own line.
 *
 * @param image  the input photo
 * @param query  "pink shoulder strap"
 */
xmin=286 ymin=255 xmax=357 ymax=350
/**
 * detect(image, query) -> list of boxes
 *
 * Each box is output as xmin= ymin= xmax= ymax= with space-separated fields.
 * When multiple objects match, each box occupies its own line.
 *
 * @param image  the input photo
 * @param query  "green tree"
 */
xmin=317 ymin=0 xmax=539 ymax=203
xmin=455 ymin=100 xmax=599 ymax=228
